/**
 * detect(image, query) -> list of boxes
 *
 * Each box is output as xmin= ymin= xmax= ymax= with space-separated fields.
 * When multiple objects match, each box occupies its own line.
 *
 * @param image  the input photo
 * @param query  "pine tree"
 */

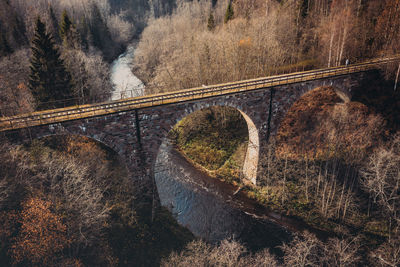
xmin=87 ymin=3 xmax=115 ymax=60
xmin=59 ymin=10 xmax=80 ymax=49
xmin=207 ymin=13 xmax=215 ymax=31
xmin=89 ymin=4 xmax=112 ymax=52
xmin=29 ymin=17 xmax=73 ymax=110
xmin=78 ymin=16 xmax=89 ymax=51
xmin=12 ymin=16 xmax=28 ymax=46
xmin=59 ymin=10 xmax=72 ymax=42
xmin=0 ymin=32 xmax=13 ymax=57
xmin=224 ymin=1 xmax=234 ymax=24
xmin=49 ymin=5 xmax=60 ymax=42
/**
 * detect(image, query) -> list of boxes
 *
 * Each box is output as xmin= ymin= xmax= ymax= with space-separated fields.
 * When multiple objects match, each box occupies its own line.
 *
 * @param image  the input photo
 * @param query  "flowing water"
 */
xmin=111 ymin=47 xmax=320 ymax=251
xmin=155 ymin=140 xmax=293 ymax=251
xmin=110 ymin=44 xmax=144 ymax=100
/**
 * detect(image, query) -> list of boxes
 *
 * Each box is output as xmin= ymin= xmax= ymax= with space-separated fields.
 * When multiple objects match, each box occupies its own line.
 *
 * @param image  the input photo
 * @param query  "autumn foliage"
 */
xmin=10 ymin=198 xmax=70 ymax=265
xmin=0 ymin=138 xmax=115 ymax=265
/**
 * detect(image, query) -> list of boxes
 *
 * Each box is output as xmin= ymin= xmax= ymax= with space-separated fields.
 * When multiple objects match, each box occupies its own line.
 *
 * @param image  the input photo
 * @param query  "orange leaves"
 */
xmin=65 ymin=136 xmax=106 ymax=159
xmin=238 ymin=37 xmax=252 ymax=48
xmin=10 ymin=197 xmax=70 ymax=265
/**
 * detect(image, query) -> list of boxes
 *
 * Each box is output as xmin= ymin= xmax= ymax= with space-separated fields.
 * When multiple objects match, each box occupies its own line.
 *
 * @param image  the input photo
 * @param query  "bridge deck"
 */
xmin=1 ymin=56 xmax=399 ymax=132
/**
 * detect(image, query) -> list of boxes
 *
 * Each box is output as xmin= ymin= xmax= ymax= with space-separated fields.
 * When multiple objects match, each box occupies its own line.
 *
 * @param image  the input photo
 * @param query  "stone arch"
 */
xmin=271 ymin=82 xmax=352 ymax=140
xmin=29 ymin=132 xmax=130 ymax=175
xmin=273 ymin=85 xmax=350 ymax=158
xmin=34 ymin=133 xmax=114 ymax=151
xmin=154 ymin=104 xmax=260 ymax=185
xmin=14 ymin=121 xmax=127 ymax=158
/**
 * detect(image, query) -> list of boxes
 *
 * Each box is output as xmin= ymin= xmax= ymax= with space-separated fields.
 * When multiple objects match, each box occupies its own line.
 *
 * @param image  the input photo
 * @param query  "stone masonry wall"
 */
xmin=2 ymin=72 xmax=369 ymax=186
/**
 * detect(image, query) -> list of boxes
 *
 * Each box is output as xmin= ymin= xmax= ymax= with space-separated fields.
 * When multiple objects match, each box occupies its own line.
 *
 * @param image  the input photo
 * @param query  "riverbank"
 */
xmin=173 ymin=146 xmax=332 ymax=238
xmin=154 ymin=137 xmax=345 ymax=252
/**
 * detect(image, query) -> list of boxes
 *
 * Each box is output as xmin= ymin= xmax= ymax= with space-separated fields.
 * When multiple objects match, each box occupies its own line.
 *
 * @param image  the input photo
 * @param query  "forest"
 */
xmin=133 ymin=0 xmax=400 ymax=92
xmin=0 ymin=0 xmax=400 ymax=266
xmin=0 ymin=0 xmax=175 ymax=114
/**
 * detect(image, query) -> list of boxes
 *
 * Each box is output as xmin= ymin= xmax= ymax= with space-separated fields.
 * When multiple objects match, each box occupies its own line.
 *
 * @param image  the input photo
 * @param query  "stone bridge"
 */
xmin=1 ymin=57 xmax=398 ymax=185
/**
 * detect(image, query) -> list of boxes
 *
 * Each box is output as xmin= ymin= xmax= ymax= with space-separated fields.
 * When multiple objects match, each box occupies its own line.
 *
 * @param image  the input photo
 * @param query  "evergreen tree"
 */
xmin=87 ymin=3 xmax=116 ymax=60
xmin=49 ymin=5 xmax=60 ymax=42
xmin=78 ymin=16 xmax=89 ymax=51
xmin=207 ymin=13 xmax=215 ymax=31
xmin=0 ymin=31 xmax=13 ymax=57
xmin=59 ymin=10 xmax=72 ymax=41
xmin=12 ymin=16 xmax=28 ymax=46
xmin=29 ymin=17 xmax=73 ymax=110
xmin=299 ymin=0 xmax=309 ymax=18
xmin=89 ymin=4 xmax=112 ymax=52
xmin=59 ymin=10 xmax=80 ymax=48
xmin=212 ymin=0 xmax=218 ymax=8
xmin=224 ymin=1 xmax=234 ymax=24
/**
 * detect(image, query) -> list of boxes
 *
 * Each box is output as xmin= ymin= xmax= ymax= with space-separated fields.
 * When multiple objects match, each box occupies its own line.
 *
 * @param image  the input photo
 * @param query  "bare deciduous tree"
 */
xmin=239 ymin=248 xmax=280 ymax=267
xmin=161 ymin=238 xmax=280 ymax=267
xmin=63 ymin=49 xmax=112 ymax=103
xmin=322 ymin=236 xmax=361 ymax=267
xmin=107 ymin=12 xmax=135 ymax=44
xmin=281 ymin=231 xmax=322 ymax=266
xmin=281 ymin=232 xmax=361 ymax=267
xmin=370 ymin=236 xmax=400 ymax=267
xmin=0 ymin=49 xmax=34 ymax=116
xmin=134 ymin=0 xmax=292 ymax=92
xmin=360 ymin=135 xmax=400 ymax=238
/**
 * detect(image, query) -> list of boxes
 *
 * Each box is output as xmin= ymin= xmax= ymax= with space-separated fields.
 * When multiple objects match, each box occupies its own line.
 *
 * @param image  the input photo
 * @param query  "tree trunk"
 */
xmin=316 ymin=163 xmax=322 ymax=196
xmin=338 ymin=23 xmax=348 ymax=66
xmin=305 ymin=155 xmax=309 ymax=202
xmin=328 ymin=30 xmax=335 ymax=67
xmin=356 ymin=0 xmax=363 ymax=17
xmin=282 ymin=154 xmax=288 ymax=205
xmin=394 ymin=62 xmax=400 ymax=91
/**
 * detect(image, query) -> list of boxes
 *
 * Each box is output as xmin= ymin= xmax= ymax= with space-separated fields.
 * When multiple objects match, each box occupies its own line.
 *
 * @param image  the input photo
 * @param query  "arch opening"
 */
xmin=275 ymin=86 xmax=345 ymax=159
xmin=158 ymin=105 xmax=260 ymax=185
xmin=152 ymin=105 xmax=261 ymax=242
xmin=32 ymin=134 xmax=129 ymax=175
xmin=275 ymin=85 xmax=383 ymax=160
xmin=256 ymin=85 xmax=389 ymax=228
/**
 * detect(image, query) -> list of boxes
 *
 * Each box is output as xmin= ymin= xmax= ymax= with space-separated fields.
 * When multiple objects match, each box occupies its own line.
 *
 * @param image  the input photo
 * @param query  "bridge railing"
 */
xmin=1 ymin=56 xmax=399 ymax=132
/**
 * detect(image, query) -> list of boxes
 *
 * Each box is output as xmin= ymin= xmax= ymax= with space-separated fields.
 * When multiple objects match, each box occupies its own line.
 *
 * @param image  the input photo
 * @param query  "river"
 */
xmin=110 ymin=44 xmax=145 ymax=100
xmin=155 ymin=140 xmax=295 ymax=251
xmin=111 ymin=48 xmax=316 ymax=251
